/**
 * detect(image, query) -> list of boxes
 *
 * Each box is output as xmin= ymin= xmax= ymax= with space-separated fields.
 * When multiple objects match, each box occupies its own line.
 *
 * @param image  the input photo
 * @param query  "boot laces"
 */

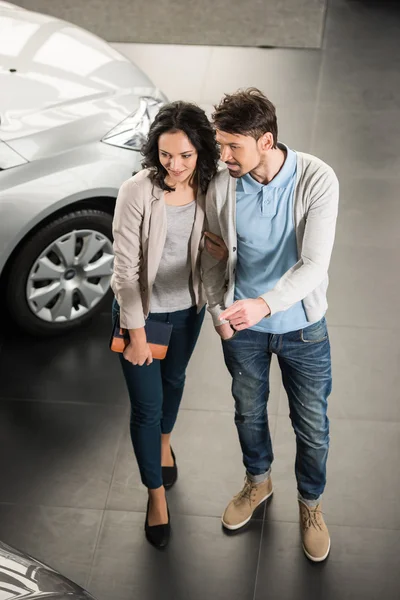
xmin=234 ymin=478 xmax=256 ymax=505
xmin=301 ymin=504 xmax=324 ymax=532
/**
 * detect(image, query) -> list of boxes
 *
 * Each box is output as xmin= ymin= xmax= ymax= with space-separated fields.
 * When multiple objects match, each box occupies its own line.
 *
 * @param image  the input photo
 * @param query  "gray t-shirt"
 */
xmin=150 ymin=201 xmax=196 ymax=313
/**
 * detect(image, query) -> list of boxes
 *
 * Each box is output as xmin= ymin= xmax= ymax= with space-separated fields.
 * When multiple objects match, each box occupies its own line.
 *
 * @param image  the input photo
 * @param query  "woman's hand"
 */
xmin=215 ymin=322 xmax=236 ymax=340
xmin=123 ymin=341 xmax=153 ymax=366
xmin=123 ymin=328 xmax=153 ymax=366
xmin=204 ymin=231 xmax=229 ymax=262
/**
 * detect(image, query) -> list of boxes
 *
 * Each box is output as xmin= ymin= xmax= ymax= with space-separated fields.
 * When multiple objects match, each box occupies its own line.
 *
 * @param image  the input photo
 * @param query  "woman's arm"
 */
xmin=204 ymin=231 xmax=229 ymax=262
xmin=111 ymin=179 xmax=153 ymax=365
xmin=111 ymin=179 xmax=146 ymax=330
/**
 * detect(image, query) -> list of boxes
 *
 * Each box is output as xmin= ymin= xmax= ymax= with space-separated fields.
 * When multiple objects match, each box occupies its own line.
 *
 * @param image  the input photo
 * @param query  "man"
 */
xmin=202 ymin=88 xmax=339 ymax=563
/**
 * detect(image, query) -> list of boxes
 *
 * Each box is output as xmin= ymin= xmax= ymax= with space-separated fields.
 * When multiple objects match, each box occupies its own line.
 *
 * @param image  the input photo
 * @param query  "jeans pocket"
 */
xmin=300 ymin=318 xmax=328 ymax=343
xmin=222 ymin=329 xmax=240 ymax=342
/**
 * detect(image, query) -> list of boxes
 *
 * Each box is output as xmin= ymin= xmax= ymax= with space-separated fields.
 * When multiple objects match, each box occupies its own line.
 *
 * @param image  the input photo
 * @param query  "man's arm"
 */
xmin=200 ymin=177 xmax=229 ymax=326
xmin=262 ymin=167 xmax=339 ymax=314
xmin=220 ymin=167 xmax=339 ymax=329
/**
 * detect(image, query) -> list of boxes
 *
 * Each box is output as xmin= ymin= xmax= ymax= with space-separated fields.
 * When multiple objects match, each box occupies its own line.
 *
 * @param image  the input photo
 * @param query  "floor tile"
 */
xmin=0 ymin=504 xmax=103 ymax=589
xmin=327 ymin=245 xmax=400 ymax=329
xmin=266 ymin=417 xmax=400 ymax=530
xmin=0 ymin=313 xmax=127 ymax=405
xmin=200 ymin=47 xmax=321 ymax=106
xmin=255 ymin=520 xmax=400 ymax=600
xmin=0 ymin=400 xmax=127 ymax=508
xmin=321 ymin=2 xmax=400 ymax=110
xmin=277 ymin=102 xmax=316 ymax=153
xmin=319 ymin=48 xmax=400 ymax=111
xmin=105 ymin=425 xmax=147 ymax=513
xmin=87 ymin=511 xmax=262 ymax=600
xmin=277 ymin=325 xmax=400 ymax=422
xmin=329 ymin=326 xmax=400 ymax=422
xmin=198 ymin=103 xmax=217 ymax=118
xmin=311 ymin=108 xmax=400 ymax=179
xmin=334 ymin=177 xmax=400 ymax=250
xmin=324 ymin=0 xmax=400 ymax=55
xmin=107 ymin=408 xmax=277 ymax=518
xmin=111 ymin=43 xmax=213 ymax=102
xmin=184 ymin=318 xmax=282 ymax=414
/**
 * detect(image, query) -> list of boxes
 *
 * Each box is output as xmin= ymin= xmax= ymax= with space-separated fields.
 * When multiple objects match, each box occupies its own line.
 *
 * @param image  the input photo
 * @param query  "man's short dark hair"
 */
xmin=212 ymin=88 xmax=278 ymax=148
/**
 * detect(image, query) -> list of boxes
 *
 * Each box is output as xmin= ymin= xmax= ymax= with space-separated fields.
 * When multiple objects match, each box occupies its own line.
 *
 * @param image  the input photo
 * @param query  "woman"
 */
xmin=111 ymin=102 xmax=226 ymax=549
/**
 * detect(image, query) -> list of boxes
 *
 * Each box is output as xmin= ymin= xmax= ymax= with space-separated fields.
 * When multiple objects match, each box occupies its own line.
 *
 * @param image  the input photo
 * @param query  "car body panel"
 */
xmin=0 ymin=3 xmax=165 ymax=289
xmin=0 ymin=540 xmax=96 ymax=599
xmin=0 ymin=4 xmax=153 ymax=146
xmin=0 ymin=140 xmax=141 ymax=271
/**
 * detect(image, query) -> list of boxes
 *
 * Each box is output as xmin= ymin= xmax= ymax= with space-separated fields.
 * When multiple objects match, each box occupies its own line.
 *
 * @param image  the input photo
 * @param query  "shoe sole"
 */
xmin=221 ymin=488 xmax=274 ymax=531
xmin=302 ymin=538 xmax=331 ymax=563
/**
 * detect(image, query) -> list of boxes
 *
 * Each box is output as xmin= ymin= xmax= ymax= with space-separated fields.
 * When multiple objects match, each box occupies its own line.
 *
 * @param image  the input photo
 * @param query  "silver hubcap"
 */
xmin=27 ymin=229 xmax=114 ymax=323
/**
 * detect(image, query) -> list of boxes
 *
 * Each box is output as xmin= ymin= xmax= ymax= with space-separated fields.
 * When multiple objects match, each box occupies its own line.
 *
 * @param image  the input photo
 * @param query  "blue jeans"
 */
xmin=222 ymin=317 xmax=332 ymax=502
xmin=113 ymin=300 xmax=205 ymax=489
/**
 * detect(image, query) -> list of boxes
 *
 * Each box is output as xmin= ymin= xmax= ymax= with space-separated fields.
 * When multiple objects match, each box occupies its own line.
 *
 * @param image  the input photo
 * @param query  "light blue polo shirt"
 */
xmin=234 ymin=146 xmax=310 ymax=334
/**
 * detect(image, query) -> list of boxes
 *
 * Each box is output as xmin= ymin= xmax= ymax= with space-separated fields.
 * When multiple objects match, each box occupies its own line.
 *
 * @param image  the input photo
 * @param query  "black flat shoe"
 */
xmin=145 ymin=500 xmax=171 ymax=549
xmin=162 ymin=447 xmax=178 ymax=490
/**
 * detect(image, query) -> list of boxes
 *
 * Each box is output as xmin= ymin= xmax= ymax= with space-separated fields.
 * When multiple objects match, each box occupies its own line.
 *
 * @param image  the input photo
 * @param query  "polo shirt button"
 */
xmin=233 ymin=247 xmax=237 ymax=252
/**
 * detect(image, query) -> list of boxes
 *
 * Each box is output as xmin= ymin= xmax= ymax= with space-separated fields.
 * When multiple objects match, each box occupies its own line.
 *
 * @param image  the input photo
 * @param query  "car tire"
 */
xmin=7 ymin=209 xmax=114 ymax=336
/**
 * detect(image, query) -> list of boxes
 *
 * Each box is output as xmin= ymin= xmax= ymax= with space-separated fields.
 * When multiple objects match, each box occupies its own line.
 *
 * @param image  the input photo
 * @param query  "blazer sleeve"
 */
xmin=201 ymin=177 xmax=229 ymax=326
xmin=261 ymin=167 xmax=339 ymax=315
xmin=111 ymin=179 xmax=146 ymax=329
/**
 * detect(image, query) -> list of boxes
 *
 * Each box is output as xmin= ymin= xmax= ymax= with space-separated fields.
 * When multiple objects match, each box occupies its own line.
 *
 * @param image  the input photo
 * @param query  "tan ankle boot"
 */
xmin=222 ymin=476 xmax=273 ymax=530
xmin=299 ymin=500 xmax=330 ymax=562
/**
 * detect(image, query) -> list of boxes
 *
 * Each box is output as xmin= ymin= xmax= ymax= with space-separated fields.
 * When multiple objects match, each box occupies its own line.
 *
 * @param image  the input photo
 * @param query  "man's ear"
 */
xmin=259 ymin=132 xmax=274 ymax=151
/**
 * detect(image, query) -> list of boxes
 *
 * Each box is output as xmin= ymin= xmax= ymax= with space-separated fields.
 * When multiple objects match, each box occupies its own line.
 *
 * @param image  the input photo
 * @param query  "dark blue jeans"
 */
xmin=222 ymin=317 xmax=332 ymax=502
xmin=113 ymin=300 xmax=205 ymax=489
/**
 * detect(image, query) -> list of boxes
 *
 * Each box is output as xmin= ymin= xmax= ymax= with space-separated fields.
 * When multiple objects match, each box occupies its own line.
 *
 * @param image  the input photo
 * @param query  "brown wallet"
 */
xmin=110 ymin=313 xmax=173 ymax=360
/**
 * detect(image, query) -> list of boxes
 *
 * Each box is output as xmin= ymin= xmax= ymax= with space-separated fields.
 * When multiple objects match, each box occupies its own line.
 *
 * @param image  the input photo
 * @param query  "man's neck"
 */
xmin=250 ymin=147 xmax=287 ymax=185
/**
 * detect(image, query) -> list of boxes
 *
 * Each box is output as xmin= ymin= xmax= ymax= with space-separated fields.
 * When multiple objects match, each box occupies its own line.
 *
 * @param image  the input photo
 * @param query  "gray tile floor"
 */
xmin=1 ymin=1 xmax=400 ymax=599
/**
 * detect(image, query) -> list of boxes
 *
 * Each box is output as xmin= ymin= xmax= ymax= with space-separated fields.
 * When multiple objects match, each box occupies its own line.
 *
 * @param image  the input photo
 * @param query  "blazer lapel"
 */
xmin=191 ymin=189 xmax=205 ymax=276
xmin=147 ymin=185 xmax=167 ymax=287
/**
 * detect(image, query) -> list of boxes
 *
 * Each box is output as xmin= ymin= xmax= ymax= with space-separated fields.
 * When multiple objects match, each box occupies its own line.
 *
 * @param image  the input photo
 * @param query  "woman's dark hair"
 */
xmin=212 ymin=88 xmax=278 ymax=148
xmin=141 ymin=101 xmax=219 ymax=194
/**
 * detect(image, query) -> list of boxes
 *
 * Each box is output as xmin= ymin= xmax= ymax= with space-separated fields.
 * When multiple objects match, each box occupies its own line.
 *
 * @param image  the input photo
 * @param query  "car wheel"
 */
xmin=7 ymin=209 xmax=114 ymax=336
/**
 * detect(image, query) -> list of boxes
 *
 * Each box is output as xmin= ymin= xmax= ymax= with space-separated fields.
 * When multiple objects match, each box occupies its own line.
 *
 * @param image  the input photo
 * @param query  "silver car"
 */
xmin=0 ymin=1 xmax=166 ymax=335
xmin=0 ymin=540 xmax=96 ymax=599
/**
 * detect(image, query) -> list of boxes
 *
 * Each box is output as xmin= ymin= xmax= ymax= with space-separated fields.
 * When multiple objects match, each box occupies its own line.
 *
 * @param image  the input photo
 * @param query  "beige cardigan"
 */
xmin=111 ymin=169 xmax=207 ymax=329
xmin=202 ymin=153 xmax=339 ymax=326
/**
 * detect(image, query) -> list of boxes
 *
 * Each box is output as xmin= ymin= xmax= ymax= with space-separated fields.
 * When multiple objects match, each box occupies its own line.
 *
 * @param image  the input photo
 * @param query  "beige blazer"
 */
xmin=111 ymin=169 xmax=207 ymax=329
